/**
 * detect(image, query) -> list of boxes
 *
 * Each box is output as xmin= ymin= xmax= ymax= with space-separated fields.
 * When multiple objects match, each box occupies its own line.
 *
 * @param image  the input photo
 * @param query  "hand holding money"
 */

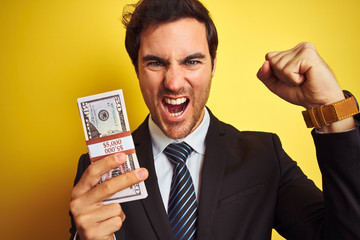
xmin=70 ymin=153 xmax=149 ymax=240
xmin=72 ymin=89 xmax=149 ymax=238
xmin=77 ymin=89 xmax=147 ymax=204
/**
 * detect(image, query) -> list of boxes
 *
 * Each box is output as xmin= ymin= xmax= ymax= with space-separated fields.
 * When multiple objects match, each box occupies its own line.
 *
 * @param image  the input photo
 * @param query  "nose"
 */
xmin=164 ymin=64 xmax=185 ymax=92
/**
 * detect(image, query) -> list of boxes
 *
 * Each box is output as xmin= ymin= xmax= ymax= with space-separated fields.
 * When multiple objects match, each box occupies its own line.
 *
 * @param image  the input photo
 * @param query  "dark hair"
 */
xmin=122 ymin=0 xmax=218 ymax=72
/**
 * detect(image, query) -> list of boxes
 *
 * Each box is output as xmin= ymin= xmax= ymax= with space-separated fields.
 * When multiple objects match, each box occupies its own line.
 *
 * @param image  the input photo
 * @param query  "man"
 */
xmin=69 ymin=0 xmax=360 ymax=239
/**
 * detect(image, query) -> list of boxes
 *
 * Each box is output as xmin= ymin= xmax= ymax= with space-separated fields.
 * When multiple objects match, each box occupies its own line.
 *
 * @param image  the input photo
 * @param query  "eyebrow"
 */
xmin=142 ymin=53 xmax=206 ymax=64
xmin=142 ymin=55 xmax=167 ymax=63
xmin=181 ymin=53 xmax=206 ymax=64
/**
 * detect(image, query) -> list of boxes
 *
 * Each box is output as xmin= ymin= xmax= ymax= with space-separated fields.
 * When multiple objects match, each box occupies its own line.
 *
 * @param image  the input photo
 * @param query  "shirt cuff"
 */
xmin=314 ymin=122 xmax=358 ymax=134
xmin=315 ymin=127 xmax=356 ymax=134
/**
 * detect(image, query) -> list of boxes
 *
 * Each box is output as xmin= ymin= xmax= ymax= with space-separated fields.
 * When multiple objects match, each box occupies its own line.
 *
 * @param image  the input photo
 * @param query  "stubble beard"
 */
xmin=147 ymin=83 xmax=211 ymax=139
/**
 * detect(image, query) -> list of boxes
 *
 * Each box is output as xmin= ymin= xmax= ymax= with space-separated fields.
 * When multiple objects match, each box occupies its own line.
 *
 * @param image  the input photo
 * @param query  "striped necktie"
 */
xmin=164 ymin=142 xmax=198 ymax=240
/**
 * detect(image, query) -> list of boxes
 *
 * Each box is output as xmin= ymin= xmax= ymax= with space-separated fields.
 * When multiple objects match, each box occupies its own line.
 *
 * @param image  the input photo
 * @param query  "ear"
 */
xmin=211 ymin=55 xmax=217 ymax=77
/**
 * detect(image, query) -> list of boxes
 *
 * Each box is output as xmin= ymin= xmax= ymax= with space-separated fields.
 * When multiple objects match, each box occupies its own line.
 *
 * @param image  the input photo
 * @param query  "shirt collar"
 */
xmin=148 ymin=108 xmax=210 ymax=158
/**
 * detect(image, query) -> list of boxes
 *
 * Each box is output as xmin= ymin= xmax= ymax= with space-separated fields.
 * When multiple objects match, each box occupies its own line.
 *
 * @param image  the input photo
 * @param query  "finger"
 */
xmin=96 ymin=203 xmax=125 ymax=223
xmin=257 ymin=61 xmax=272 ymax=81
xmin=272 ymin=56 xmax=306 ymax=86
xmin=259 ymin=73 xmax=300 ymax=106
xmin=266 ymin=48 xmax=308 ymax=86
xmin=71 ymin=153 xmax=127 ymax=200
xmin=282 ymin=57 xmax=306 ymax=85
xmin=257 ymin=63 xmax=282 ymax=94
xmin=84 ymin=168 xmax=149 ymax=205
xmin=266 ymin=52 xmax=293 ymax=83
xmin=274 ymin=42 xmax=319 ymax=86
xmin=79 ymin=216 xmax=122 ymax=240
xmin=265 ymin=51 xmax=280 ymax=60
xmin=266 ymin=42 xmax=309 ymax=62
xmin=265 ymin=42 xmax=306 ymax=68
xmin=96 ymin=216 xmax=123 ymax=238
xmin=258 ymin=60 xmax=299 ymax=86
xmin=257 ymin=61 xmax=300 ymax=104
xmin=78 ymin=203 xmax=124 ymax=226
xmin=266 ymin=49 xmax=299 ymax=69
xmin=257 ymin=61 xmax=282 ymax=92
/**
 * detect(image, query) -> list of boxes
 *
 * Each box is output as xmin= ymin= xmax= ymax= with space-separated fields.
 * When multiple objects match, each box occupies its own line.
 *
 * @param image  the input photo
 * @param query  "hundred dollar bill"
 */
xmin=77 ymin=89 xmax=147 ymax=204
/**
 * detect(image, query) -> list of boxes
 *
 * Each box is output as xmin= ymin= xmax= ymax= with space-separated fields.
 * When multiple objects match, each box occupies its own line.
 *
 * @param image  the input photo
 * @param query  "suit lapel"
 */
xmin=133 ymin=117 xmax=175 ymax=240
xmin=197 ymin=111 xmax=229 ymax=239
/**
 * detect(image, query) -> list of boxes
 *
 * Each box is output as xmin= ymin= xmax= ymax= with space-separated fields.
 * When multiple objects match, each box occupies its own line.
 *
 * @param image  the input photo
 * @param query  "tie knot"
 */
xmin=164 ymin=142 xmax=193 ymax=166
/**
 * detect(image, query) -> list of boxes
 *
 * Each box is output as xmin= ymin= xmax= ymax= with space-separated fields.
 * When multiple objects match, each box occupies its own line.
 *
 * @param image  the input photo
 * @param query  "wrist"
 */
xmin=302 ymin=90 xmax=359 ymax=131
xmin=306 ymin=91 xmax=345 ymax=110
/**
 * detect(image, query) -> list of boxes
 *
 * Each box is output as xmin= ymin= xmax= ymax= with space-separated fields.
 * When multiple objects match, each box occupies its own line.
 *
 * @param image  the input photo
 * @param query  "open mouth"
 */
xmin=163 ymin=97 xmax=189 ymax=117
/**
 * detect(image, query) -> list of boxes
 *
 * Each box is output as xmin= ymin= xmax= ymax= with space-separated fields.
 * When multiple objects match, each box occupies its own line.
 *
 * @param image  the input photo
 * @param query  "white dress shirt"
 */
xmin=148 ymin=108 xmax=210 ymax=212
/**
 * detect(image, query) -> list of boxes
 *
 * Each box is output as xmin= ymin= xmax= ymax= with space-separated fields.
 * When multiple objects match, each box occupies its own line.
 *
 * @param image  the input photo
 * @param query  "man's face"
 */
xmin=137 ymin=18 xmax=216 ymax=139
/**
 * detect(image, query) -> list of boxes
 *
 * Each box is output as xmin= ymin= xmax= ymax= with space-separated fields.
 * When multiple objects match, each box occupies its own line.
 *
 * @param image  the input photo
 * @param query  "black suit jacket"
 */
xmin=70 ymin=110 xmax=360 ymax=240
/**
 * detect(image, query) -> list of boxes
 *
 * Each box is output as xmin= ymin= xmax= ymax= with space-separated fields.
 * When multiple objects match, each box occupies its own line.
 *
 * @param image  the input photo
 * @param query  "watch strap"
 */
xmin=302 ymin=96 xmax=359 ymax=128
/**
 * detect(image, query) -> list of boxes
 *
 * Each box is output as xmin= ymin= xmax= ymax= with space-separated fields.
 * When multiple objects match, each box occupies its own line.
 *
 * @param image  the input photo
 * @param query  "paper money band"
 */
xmin=86 ymin=131 xmax=136 ymax=162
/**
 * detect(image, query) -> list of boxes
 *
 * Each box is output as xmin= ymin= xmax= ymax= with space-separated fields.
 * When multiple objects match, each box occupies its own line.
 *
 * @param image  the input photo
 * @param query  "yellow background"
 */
xmin=1 ymin=0 xmax=359 ymax=239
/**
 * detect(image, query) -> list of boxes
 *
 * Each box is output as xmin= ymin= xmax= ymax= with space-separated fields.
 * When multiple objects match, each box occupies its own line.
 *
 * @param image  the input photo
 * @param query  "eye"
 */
xmin=186 ymin=60 xmax=200 ymax=66
xmin=145 ymin=61 xmax=166 ymax=71
xmin=147 ymin=61 xmax=164 ymax=67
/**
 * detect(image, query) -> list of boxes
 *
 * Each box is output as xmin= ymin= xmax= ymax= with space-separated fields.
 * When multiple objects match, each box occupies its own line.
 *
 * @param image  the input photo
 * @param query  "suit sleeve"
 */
xmin=312 ymin=124 xmax=360 ymax=239
xmin=69 ymin=154 xmax=91 ymax=240
xmin=274 ymin=123 xmax=360 ymax=240
xmin=272 ymin=133 xmax=325 ymax=239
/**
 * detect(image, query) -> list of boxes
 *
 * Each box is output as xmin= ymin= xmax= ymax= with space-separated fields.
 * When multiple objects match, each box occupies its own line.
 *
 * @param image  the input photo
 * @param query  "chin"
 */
xmin=161 ymin=122 xmax=194 ymax=139
xmin=152 ymin=107 xmax=204 ymax=139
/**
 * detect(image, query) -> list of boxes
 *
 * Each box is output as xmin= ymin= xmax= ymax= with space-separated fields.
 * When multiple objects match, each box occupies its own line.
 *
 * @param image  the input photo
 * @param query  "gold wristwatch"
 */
xmin=302 ymin=90 xmax=359 ymax=128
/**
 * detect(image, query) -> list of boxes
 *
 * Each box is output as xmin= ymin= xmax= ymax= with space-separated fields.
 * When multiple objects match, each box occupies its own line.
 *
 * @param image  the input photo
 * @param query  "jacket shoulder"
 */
xmin=213 ymin=116 xmax=277 ymax=145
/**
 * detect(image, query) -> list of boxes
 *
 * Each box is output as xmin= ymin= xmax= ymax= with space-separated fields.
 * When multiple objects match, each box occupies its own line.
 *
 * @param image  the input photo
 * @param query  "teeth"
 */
xmin=168 ymin=111 xmax=182 ymax=117
xmin=176 ymin=98 xmax=184 ymax=104
xmin=164 ymin=97 xmax=187 ymax=117
xmin=164 ymin=104 xmax=185 ymax=117
xmin=164 ymin=97 xmax=187 ymax=105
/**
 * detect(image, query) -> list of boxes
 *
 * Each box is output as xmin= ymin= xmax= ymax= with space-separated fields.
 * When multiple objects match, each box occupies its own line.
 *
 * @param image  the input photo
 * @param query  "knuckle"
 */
xmin=290 ymin=76 xmax=301 ymax=85
xmin=111 ymin=203 xmax=122 ymax=215
xmin=100 ymin=180 xmax=113 ymax=194
xmin=114 ymin=216 xmax=123 ymax=230
xmin=265 ymin=52 xmax=272 ymax=60
xmin=125 ymin=171 xmax=136 ymax=184
xmin=107 ymin=155 xmax=119 ymax=168
xmin=69 ymin=199 xmax=81 ymax=215
xmin=86 ymin=164 xmax=99 ymax=178
xmin=274 ymin=61 xmax=283 ymax=71
xmin=300 ymin=42 xmax=316 ymax=54
xmin=70 ymin=188 xmax=78 ymax=201
xmin=283 ymin=67 xmax=292 ymax=76
xmin=76 ymin=214 xmax=87 ymax=228
xmin=106 ymin=203 xmax=120 ymax=215
xmin=300 ymin=41 xmax=314 ymax=48
xmin=267 ymin=54 xmax=276 ymax=64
